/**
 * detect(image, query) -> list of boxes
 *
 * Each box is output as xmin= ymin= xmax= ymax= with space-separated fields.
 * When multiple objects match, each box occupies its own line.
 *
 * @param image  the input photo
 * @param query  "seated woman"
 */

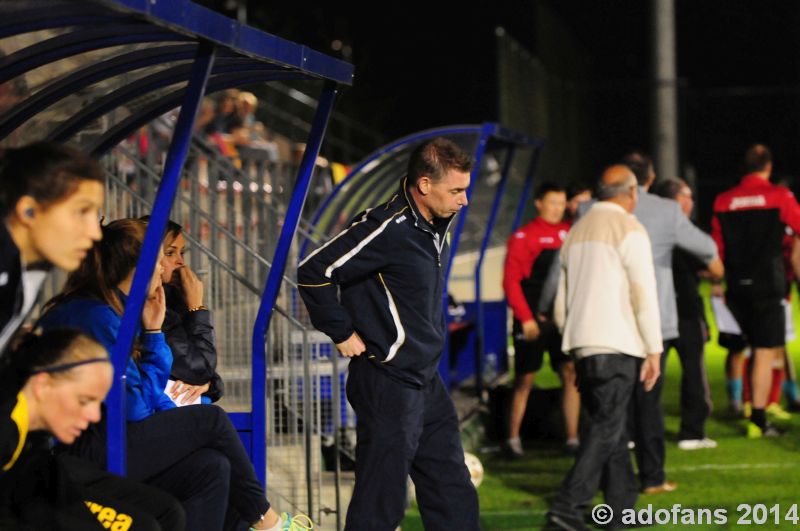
xmin=0 ymin=329 xmax=184 ymax=531
xmin=39 ymin=219 xmax=310 ymax=531
xmin=0 ymin=142 xmax=184 ymax=530
xmin=141 ymin=216 xmax=224 ymax=405
xmin=0 ymin=141 xmax=104 ymax=355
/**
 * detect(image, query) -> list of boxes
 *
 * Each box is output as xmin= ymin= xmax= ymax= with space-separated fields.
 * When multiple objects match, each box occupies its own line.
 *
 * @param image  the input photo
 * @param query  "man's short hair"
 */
xmin=743 ymin=143 xmax=772 ymax=174
xmin=407 ymin=137 xmax=473 ymax=187
xmin=534 ymin=181 xmax=566 ymax=200
xmin=651 ymin=178 xmax=687 ymax=200
xmin=566 ymin=180 xmax=591 ymax=201
xmin=596 ymin=173 xmax=637 ymax=201
xmin=621 ymin=151 xmax=653 ymax=186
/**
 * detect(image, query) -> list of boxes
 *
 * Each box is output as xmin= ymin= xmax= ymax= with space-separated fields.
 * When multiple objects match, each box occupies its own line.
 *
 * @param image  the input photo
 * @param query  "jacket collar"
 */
xmin=740 ymin=173 xmax=771 ymax=188
xmin=0 ymin=222 xmax=20 ymax=270
xmin=399 ymin=177 xmax=456 ymax=235
xmin=0 ymin=222 xmax=51 ymax=272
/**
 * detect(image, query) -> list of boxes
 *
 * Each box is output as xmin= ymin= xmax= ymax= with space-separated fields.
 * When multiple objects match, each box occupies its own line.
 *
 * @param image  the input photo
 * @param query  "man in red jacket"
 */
xmin=503 ymin=181 xmax=578 ymax=457
xmin=712 ymin=144 xmax=800 ymax=437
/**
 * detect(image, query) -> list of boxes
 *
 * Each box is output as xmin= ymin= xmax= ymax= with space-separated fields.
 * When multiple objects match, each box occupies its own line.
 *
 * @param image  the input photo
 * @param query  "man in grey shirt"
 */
xmin=617 ymin=152 xmax=723 ymax=494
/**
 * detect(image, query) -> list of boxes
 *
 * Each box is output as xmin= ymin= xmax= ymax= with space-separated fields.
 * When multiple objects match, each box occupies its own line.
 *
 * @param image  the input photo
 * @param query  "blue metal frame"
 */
xmin=88 ymin=71 xmax=306 ymax=156
xmin=0 ymin=0 xmax=354 ymax=486
xmin=0 ymin=25 xmax=188 ymax=86
xmin=473 ymin=145 xmax=516 ymax=395
xmin=49 ymin=59 xmax=287 ymax=143
xmin=106 ymin=43 xmax=216 ymax=475
xmin=439 ymin=123 xmax=495 ymax=385
xmin=250 ymin=83 xmax=339 ymax=486
xmin=103 ymin=0 xmax=353 ymax=84
xmin=0 ymin=4 xmax=128 ymax=39
xmin=0 ymin=44 xmax=200 ymax=140
xmin=444 ymin=123 xmax=495 ymax=283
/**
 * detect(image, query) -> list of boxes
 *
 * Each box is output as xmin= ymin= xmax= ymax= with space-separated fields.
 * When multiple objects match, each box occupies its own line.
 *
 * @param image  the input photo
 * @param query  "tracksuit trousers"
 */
xmin=344 ymin=356 xmax=480 ymax=531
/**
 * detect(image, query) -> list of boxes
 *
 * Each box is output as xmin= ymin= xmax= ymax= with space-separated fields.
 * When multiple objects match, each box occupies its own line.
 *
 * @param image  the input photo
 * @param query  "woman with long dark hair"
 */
xmin=0 ymin=142 xmax=184 ymax=530
xmin=40 ymin=218 xmax=310 ymax=531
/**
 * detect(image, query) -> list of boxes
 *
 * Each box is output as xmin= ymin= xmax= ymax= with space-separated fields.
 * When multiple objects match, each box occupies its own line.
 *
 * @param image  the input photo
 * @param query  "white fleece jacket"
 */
xmin=554 ymin=202 xmax=663 ymax=359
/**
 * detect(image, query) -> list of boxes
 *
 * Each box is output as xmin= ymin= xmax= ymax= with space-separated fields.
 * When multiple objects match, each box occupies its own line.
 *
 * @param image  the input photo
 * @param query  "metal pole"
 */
xmin=251 ymin=82 xmax=338 ymax=486
xmin=474 ymin=145 xmax=515 ymax=399
xmin=106 ymin=43 xmax=215 ymax=475
xmin=439 ymin=123 xmax=493 ymax=388
xmin=652 ymin=0 xmax=679 ymax=180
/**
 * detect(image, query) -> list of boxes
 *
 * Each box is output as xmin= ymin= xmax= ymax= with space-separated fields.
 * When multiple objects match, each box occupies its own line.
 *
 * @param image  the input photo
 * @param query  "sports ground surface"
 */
xmin=402 ymin=284 xmax=800 ymax=530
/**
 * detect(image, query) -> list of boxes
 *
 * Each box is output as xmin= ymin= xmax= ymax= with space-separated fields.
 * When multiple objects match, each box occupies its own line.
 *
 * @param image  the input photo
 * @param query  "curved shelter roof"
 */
xmin=0 ymin=0 xmax=353 ymax=151
xmin=0 ymin=0 xmax=353 ymax=483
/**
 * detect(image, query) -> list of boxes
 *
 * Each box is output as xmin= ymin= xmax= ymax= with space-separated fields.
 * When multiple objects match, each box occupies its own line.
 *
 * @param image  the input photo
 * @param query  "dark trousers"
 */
xmin=550 ymin=354 xmax=638 ymax=528
xmin=2 ymin=455 xmax=185 ymax=531
xmin=344 ymin=357 xmax=480 ymax=531
xmin=673 ymin=318 xmax=712 ymax=440
xmin=64 ymin=456 xmax=186 ymax=531
xmin=628 ymin=341 xmax=669 ymax=489
xmin=126 ymin=405 xmax=269 ymax=531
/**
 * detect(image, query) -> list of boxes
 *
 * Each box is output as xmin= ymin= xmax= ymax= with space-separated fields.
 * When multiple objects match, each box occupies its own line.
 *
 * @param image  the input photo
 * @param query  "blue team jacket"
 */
xmin=38 ymin=297 xmax=176 ymax=421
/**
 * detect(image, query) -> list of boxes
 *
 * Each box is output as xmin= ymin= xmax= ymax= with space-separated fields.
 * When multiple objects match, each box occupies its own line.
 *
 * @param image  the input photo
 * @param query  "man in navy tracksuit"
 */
xmin=298 ymin=137 xmax=481 ymax=531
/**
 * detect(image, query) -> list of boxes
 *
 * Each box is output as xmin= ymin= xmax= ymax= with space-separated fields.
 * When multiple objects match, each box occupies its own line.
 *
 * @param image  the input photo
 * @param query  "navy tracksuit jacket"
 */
xmin=298 ymin=178 xmax=480 ymax=531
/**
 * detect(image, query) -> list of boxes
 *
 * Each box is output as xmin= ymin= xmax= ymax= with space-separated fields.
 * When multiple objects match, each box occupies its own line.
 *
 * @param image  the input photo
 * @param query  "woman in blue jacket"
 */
xmin=0 ymin=142 xmax=184 ymax=530
xmin=40 ymin=218 xmax=308 ymax=531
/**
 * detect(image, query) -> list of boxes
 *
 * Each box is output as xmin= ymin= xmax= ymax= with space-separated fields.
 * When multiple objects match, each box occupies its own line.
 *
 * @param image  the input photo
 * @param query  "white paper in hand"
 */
xmin=164 ymin=379 xmax=202 ymax=406
xmin=710 ymin=295 xmax=742 ymax=335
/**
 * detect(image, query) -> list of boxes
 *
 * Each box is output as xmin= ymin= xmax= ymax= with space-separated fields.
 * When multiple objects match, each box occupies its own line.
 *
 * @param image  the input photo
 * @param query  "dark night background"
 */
xmin=201 ymin=0 xmax=800 ymax=225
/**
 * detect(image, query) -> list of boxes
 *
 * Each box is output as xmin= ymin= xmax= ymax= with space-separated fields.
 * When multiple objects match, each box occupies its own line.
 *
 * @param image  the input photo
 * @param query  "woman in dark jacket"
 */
xmin=40 ymin=218 xmax=307 ymax=531
xmin=0 ymin=142 xmax=184 ymax=530
xmin=143 ymin=217 xmax=223 ymax=404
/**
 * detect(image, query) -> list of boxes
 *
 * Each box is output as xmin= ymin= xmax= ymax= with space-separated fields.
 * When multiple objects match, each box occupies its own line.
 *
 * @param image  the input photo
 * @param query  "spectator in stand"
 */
xmin=39 ymin=218 xmax=310 ymax=531
xmin=502 ymin=182 xmax=579 ymax=457
xmin=711 ymin=143 xmax=800 ymax=438
xmin=652 ymin=178 xmax=716 ymax=450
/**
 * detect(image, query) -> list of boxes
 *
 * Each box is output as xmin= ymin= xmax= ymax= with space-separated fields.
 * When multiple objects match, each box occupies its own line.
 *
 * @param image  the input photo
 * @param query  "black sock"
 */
xmin=751 ymin=408 xmax=767 ymax=429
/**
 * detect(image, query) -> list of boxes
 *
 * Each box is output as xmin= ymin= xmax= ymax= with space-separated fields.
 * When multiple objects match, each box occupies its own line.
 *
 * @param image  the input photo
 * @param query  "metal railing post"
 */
xmin=106 ymin=43 xmax=215 ymax=475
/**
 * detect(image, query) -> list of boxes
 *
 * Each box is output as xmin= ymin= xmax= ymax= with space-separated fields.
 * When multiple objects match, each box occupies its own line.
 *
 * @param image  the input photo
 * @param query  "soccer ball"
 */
xmin=464 ymin=452 xmax=484 ymax=488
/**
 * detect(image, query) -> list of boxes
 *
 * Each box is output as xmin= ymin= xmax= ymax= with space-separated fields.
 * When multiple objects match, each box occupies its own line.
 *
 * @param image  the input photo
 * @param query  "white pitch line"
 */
xmin=668 ymin=462 xmax=796 ymax=472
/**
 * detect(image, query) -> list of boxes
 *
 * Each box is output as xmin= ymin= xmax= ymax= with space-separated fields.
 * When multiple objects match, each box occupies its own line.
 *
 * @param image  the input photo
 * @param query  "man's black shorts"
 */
xmin=512 ymin=318 xmax=570 ymax=375
xmin=725 ymin=293 xmax=785 ymax=349
xmin=718 ymin=331 xmax=748 ymax=352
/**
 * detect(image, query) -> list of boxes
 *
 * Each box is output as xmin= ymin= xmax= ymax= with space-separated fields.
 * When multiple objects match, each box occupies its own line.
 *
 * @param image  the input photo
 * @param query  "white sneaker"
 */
xmin=678 ymin=438 xmax=718 ymax=450
xmin=505 ymin=437 xmax=524 ymax=458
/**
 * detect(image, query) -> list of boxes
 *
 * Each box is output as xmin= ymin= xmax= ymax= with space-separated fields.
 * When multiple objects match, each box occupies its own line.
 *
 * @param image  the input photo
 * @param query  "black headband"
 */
xmin=30 ymin=358 xmax=110 ymax=375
